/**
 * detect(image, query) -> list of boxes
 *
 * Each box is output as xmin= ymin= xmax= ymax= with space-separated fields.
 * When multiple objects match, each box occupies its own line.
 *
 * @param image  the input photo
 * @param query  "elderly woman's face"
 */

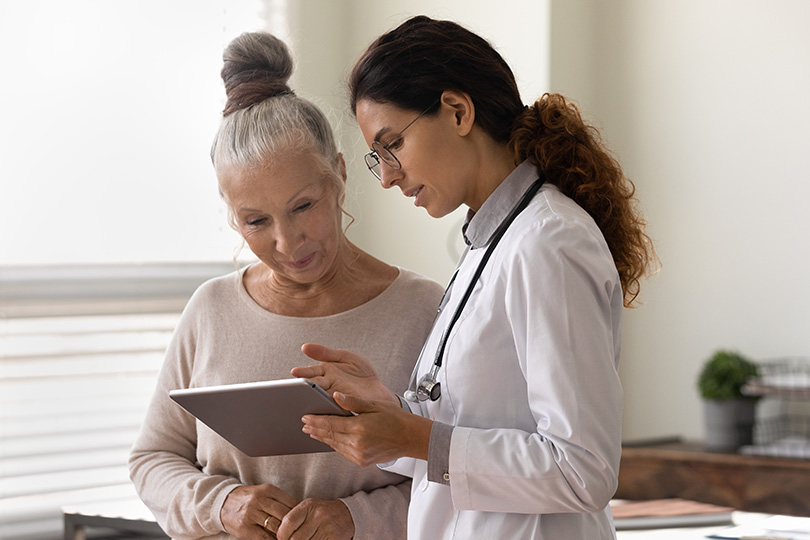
xmin=218 ymin=152 xmax=344 ymax=287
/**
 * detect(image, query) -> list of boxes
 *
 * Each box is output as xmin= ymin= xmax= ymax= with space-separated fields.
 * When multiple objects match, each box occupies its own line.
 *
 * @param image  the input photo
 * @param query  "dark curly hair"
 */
xmin=511 ymin=94 xmax=655 ymax=306
xmin=349 ymin=16 xmax=656 ymax=307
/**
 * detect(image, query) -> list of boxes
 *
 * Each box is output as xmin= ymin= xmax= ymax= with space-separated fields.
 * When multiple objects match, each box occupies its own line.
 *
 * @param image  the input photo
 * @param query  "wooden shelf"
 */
xmin=616 ymin=438 xmax=810 ymax=517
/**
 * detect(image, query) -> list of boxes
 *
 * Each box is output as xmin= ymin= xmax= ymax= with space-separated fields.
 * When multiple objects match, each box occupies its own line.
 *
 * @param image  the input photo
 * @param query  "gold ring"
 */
xmin=263 ymin=515 xmax=272 ymax=531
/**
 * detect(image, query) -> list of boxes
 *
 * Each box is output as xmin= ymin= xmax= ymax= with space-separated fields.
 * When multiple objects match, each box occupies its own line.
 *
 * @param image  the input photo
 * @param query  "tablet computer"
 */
xmin=169 ymin=378 xmax=353 ymax=457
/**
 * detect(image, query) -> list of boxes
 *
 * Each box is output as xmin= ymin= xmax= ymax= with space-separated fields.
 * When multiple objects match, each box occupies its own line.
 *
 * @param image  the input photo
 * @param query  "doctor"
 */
xmin=293 ymin=16 xmax=656 ymax=540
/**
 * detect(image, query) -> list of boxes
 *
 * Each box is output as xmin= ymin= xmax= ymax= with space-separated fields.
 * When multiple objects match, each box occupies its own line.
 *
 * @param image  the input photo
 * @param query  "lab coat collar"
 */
xmin=462 ymin=160 xmax=541 ymax=249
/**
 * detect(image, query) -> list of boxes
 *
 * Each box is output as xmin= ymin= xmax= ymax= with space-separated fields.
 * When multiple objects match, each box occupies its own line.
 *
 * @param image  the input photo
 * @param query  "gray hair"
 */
xmin=210 ymin=32 xmax=343 ymax=191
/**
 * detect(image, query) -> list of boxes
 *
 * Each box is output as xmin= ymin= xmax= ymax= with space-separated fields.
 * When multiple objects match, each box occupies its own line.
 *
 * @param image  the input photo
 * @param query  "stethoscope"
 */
xmin=404 ymin=177 xmax=546 ymax=402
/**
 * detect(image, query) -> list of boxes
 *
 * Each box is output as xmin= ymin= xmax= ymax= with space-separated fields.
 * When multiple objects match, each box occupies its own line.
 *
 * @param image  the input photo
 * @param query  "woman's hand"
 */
xmin=302 ymin=392 xmax=432 ymax=467
xmin=293 ymin=344 xmax=399 ymax=405
xmin=221 ymin=485 xmax=355 ymax=540
xmin=277 ymin=498 xmax=354 ymax=540
xmin=221 ymin=484 xmax=299 ymax=539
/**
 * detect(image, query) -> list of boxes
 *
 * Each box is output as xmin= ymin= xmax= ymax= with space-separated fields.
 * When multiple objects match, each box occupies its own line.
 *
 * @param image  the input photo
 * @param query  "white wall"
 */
xmin=288 ymin=0 xmax=550 ymax=285
xmin=0 ymin=0 xmax=271 ymax=265
xmin=551 ymin=0 xmax=810 ymax=441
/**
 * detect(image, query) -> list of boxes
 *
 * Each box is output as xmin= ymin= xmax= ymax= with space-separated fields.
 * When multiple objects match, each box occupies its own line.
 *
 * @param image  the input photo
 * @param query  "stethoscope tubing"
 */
xmin=405 ymin=177 xmax=545 ymax=402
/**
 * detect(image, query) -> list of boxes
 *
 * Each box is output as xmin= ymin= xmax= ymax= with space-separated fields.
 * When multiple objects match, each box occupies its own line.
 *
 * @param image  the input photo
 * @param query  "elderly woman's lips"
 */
xmin=285 ymin=253 xmax=315 ymax=269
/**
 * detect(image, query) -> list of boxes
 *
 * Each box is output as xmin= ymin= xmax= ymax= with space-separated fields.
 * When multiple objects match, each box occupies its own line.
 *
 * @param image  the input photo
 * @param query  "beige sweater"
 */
xmin=129 ymin=266 xmax=443 ymax=540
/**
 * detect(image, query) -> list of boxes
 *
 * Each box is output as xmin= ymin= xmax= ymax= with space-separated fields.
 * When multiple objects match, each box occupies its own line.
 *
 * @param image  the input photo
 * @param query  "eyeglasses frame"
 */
xmin=363 ymin=99 xmax=440 ymax=181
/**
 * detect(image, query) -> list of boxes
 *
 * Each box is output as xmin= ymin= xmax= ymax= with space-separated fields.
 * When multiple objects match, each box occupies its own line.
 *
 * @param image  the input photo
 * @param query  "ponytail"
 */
xmin=510 ymin=94 xmax=657 ymax=307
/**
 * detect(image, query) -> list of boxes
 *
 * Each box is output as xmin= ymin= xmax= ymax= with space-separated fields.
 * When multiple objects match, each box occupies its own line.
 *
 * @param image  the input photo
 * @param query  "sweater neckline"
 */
xmin=236 ymin=263 xmax=405 ymax=321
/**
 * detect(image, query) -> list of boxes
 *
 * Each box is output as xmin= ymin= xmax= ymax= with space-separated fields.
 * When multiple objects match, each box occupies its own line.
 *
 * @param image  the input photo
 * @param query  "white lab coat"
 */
xmin=383 ymin=162 xmax=623 ymax=539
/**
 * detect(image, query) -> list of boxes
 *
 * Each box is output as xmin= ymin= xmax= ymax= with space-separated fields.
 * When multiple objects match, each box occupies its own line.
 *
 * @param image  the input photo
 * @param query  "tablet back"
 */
xmin=169 ymin=378 xmax=352 ymax=456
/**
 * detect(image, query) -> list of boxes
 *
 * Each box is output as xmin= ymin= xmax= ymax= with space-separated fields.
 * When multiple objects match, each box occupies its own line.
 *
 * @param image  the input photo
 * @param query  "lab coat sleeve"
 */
xmin=448 ymin=214 xmax=624 ymax=515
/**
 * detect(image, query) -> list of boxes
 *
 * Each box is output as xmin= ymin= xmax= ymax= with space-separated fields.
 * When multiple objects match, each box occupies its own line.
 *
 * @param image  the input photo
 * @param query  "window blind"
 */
xmin=0 ymin=263 xmax=233 ymax=540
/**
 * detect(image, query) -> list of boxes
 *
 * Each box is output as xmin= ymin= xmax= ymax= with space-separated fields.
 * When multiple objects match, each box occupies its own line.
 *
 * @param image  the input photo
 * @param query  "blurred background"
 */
xmin=1 ymin=0 xmax=809 ymax=538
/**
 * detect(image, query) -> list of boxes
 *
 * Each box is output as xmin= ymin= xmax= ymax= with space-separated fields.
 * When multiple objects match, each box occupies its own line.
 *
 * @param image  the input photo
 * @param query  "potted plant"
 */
xmin=697 ymin=349 xmax=760 ymax=451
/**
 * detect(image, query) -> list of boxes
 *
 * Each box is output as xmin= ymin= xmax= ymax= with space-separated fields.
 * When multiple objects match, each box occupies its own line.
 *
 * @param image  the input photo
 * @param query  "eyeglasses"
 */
xmin=363 ymin=100 xmax=439 ymax=181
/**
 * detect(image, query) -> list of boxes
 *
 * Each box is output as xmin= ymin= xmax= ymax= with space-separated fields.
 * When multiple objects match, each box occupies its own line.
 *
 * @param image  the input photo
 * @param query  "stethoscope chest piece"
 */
xmin=417 ymin=372 xmax=441 ymax=401
xmin=404 ymin=365 xmax=442 ymax=402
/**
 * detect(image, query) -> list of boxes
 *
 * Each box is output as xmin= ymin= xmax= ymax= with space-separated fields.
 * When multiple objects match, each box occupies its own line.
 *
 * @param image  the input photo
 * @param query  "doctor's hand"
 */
xmin=293 ymin=344 xmax=399 ymax=405
xmin=221 ymin=484 xmax=299 ymax=539
xmin=302 ymin=392 xmax=432 ymax=467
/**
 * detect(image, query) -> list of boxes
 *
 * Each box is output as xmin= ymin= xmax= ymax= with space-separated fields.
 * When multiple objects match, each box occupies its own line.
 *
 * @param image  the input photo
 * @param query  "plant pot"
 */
xmin=702 ymin=398 xmax=756 ymax=452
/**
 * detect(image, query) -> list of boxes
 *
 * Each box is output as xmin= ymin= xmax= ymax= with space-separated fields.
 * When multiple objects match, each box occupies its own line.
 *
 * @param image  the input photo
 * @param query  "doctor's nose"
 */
xmin=378 ymin=162 xmax=402 ymax=189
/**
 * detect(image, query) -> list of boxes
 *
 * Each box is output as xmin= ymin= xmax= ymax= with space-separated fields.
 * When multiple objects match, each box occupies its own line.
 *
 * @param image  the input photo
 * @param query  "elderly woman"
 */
xmin=128 ymin=32 xmax=443 ymax=540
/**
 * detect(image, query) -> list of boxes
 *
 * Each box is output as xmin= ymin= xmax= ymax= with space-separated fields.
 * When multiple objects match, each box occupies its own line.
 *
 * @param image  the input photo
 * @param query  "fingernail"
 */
xmin=335 ymin=392 xmax=345 ymax=400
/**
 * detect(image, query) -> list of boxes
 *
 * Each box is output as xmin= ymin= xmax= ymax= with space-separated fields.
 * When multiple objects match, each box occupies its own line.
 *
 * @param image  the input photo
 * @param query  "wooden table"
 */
xmin=616 ymin=438 xmax=810 ymax=517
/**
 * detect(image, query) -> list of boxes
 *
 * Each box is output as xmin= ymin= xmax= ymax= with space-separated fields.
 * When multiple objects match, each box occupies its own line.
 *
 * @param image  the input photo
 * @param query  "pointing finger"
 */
xmin=300 ymin=343 xmax=345 ymax=363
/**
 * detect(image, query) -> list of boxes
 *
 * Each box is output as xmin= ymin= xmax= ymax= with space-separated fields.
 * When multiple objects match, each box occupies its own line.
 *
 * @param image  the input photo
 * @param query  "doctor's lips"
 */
xmin=404 ymin=186 xmax=424 ymax=205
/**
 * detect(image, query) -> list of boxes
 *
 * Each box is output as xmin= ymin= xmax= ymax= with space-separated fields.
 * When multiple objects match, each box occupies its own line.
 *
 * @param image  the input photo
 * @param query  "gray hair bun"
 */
xmin=221 ymin=32 xmax=294 ymax=116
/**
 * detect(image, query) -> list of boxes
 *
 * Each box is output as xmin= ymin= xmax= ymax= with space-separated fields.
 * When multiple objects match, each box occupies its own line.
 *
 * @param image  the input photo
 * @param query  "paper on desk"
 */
xmin=709 ymin=515 xmax=810 ymax=540
xmin=610 ymin=498 xmax=734 ymax=530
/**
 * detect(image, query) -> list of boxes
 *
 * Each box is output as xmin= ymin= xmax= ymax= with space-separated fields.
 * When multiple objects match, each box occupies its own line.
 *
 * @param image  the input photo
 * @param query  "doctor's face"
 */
xmin=356 ymin=98 xmax=475 ymax=218
xmin=217 ymin=151 xmax=346 ymax=287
